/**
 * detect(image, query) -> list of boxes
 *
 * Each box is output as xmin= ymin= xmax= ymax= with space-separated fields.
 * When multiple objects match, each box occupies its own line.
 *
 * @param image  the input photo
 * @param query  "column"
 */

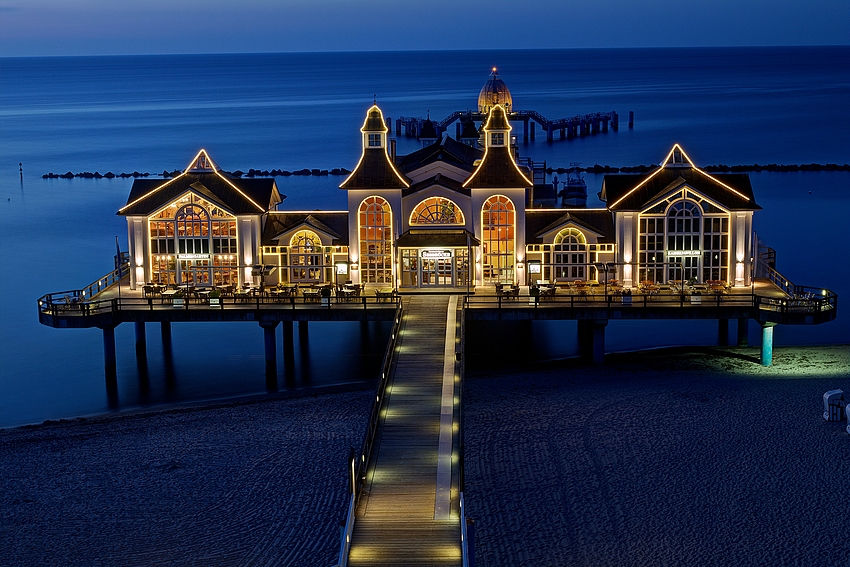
xmin=260 ymin=321 xmax=279 ymax=380
xmin=134 ymin=321 xmax=146 ymax=358
xmin=737 ymin=318 xmax=749 ymax=346
xmin=102 ymin=325 xmax=117 ymax=386
xmin=760 ymin=322 xmax=776 ymax=367
xmin=717 ymin=318 xmax=729 ymax=347
xmin=591 ymin=320 xmax=608 ymax=366
xmin=160 ymin=321 xmax=173 ymax=356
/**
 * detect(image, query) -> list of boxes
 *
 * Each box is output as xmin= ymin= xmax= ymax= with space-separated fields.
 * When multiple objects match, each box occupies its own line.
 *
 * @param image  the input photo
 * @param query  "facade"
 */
xmin=120 ymin=110 xmax=760 ymax=293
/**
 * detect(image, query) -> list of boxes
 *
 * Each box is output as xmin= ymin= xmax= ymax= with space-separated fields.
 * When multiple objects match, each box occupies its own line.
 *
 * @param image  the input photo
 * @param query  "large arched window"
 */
xmin=666 ymin=200 xmax=702 ymax=282
xmin=481 ymin=195 xmax=514 ymax=284
xmin=409 ymin=197 xmax=465 ymax=225
xmin=359 ymin=196 xmax=393 ymax=284
xmin=289 ymin=230 xmax=323 ymax=282
xmin=552 ymin=228 xmax=588 ymax=280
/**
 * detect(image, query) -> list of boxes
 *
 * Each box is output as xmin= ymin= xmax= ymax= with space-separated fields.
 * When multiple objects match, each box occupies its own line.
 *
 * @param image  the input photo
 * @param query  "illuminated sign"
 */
xmin=528 ymin=261 xmax=542 ymax=274
xmin=667 ymin=250 xmax=701 ymax=257
xmin=177 ymin=254 xmax=210 ymax=260
xmin=421 ymin=249 xmax=452 ymax=259
xmin=335 ymin=262 xmax=349 ymax=275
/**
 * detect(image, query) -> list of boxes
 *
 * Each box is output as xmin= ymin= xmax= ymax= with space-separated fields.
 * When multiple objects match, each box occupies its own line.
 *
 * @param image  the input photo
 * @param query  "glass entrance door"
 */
xmin=179 ymin=259 xmax=212 ymax=285
xmin=420 ymin=255 xmax=454 ymax=286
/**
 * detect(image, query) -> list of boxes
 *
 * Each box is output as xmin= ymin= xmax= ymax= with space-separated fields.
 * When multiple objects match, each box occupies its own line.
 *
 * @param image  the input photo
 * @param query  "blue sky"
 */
xmin=1 ymin=0 xmax=847 ymax=57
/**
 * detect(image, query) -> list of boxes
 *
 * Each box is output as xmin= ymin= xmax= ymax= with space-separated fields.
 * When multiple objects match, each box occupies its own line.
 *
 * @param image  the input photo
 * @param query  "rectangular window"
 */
xmin=368 ymin=134 xmax=381 ymax=147
xmin=491 ymin=133 xmax=505 ymax=146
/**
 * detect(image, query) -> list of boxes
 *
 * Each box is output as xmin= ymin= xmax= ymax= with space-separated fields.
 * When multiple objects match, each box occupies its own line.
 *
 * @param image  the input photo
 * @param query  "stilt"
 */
xmin=523 ymin=119 xmax=528 ymax=142
xmin=760 ymin=322 xmax=776 ymax=367
xmin=260 ymin=321 xmax=279 ymax=381
xmin=576 ymin=320 xmax=590 ymax=360
xmin=282 ymin=321 xmax=295 ymax=382
xmin=299 ymin=321 xmax=311 ymax=382
xmin=737 ymin=318 xmax=749 ymax=346
xmin=591 ymin=320 xmax=607 ymax=365
xmin=102 ymin=324 xmax=117 ymax=386
xmin=629 ymin=111 xmax=634 ymax=128
xmin=717 ymin=318 xmax=729 ymax=346
xmin=134 ymin=321 xmax=146 ymax=357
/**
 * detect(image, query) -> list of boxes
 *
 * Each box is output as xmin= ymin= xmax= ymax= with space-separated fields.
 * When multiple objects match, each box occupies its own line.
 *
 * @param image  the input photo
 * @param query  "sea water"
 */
xmin=1 ymin=47 xmax=848 ymax=427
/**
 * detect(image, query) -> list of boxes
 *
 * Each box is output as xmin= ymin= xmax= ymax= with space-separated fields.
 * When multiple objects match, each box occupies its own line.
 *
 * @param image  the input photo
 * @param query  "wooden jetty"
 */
xmin=393 ymin=109 xmax=621 ymax=143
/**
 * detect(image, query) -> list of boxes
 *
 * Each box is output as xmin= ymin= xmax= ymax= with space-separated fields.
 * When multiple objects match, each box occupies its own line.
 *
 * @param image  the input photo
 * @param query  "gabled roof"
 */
xmin=463 ymin=105 xmax=532 ymax=189
xmin=118 ymin=149 xmax=278 ymax=216
xmin=398 ymin=135 xmax=483 ymax=174
xmin=600 ymin=144 xmax=760 ymax=211
xmin=403 ymin=173 xmax=470 ymax=198
xmin=525 ymin=209 xmax=615 ymax=244
xmin=262 ymin=212 xmax=349 ymax=246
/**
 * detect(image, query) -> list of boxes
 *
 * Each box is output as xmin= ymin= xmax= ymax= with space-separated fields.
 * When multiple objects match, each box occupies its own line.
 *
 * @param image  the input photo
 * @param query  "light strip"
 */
xmin=341 ymin=104 xmax=409 ymax=189
xmin=609 ymin=144 xmax=750 ymax=209
xmin=463 ymin=104 xmax=532 ymax=188
xmin=213 ymin=169 xmax=265 ymax=212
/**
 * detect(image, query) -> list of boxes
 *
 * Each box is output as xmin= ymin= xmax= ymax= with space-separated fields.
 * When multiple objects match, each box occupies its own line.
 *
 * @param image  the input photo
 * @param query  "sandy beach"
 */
xmin=2 ymin=346 xmax=848 ymax=566
xmin=464 ymin=345 xmax=850 ymax=567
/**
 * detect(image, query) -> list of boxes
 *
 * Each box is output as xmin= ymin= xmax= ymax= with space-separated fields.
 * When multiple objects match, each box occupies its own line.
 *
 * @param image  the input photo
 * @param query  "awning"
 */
xmin=395 ymin=229 xmax=480 ymax=248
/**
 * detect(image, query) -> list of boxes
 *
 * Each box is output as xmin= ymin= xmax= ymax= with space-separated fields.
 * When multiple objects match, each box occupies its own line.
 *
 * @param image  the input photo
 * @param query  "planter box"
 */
xmin=321 ymin=297 xmax=330 ymax=305
xmin=690 ymin=296 xmax=702 ymax=305
xmin=209 ymin=298 xmax=220 ymax=307
xmin=621 ymin=295 xmax=632 ymax=306
xmin=172 ymin=298 xmax=184 ymax=308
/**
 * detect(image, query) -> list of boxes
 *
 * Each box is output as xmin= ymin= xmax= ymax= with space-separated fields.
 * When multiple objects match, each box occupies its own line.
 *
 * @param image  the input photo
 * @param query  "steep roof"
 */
xmin=118 ymin=150 xmax=278 ymax=216
xmin=600 ymin=145 xmax=760 ymax=211
xmin=397 ymin=135 xmax=483 ymax=174
xmin=463 ymin=105 xmax=532 ymax=189
xmin=340 ymin=104 xmax=410 ymax=190
xmin=525 ymin=209 xmax=615 ymax=244
xmin=403 ymin=173 xmax=470 ymax=198
xmin=262 ymin=212 xmax=349 ymax=246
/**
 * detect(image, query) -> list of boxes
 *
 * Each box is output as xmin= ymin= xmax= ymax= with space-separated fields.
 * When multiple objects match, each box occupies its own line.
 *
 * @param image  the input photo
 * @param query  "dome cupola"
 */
xmin=478 ymin=68 xmax=512 ymax=114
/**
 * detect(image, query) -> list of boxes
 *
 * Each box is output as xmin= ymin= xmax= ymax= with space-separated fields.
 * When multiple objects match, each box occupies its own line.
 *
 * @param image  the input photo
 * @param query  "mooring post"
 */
xmin=629 ymin=111 xmax=634 ymax=128
xmin=134 ymin=321 xmax=146 ymax=358
xmin=737 ymin=318 xmax=749 ymax=346
xmin=717 ymin=318 xmax=729 ymax=346
xmin=260 ymin=321 xmax=279 ymax=380
xmin=612 ymin=111 xmax=619 ymax=131
xmin=760 ymin=322 xmax=776 ymax=367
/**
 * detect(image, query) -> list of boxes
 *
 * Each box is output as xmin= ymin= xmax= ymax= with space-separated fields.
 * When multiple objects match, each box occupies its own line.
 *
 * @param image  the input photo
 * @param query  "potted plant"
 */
xmin=320 ymin=286 xmax=332 ymax=305
xmin=621 ymin=287 xmax=632 ymax=305
xmin=209 ymin=288 xmax=221 ymax=307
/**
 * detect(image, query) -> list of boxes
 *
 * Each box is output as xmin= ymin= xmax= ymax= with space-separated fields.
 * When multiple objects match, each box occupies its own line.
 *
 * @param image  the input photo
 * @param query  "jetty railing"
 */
xmin=334 ymin=300 xmax=404 ymax=567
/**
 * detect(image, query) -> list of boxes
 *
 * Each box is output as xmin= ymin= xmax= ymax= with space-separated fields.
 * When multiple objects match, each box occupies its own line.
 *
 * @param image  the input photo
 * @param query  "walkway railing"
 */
xmin=334 ymin=301 xmax=404 ymax=567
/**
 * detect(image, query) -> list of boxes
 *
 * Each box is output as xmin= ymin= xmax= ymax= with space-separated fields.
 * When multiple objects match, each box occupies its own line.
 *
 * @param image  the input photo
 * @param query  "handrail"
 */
xmin=333 ymin=300 xmax=404 ymax=566
xmin=460 ymin=493 xmax=470 ymax=567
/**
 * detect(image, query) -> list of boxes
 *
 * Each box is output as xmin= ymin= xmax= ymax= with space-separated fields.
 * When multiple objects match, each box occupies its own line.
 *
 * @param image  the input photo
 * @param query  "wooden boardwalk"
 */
xmin=347 ymin=295 xmax=462 ymax=567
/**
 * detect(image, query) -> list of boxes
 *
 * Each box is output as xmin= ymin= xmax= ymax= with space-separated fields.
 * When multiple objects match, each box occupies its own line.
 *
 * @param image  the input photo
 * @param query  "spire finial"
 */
xmin=373 ymin=94 xmax=377 ymax=105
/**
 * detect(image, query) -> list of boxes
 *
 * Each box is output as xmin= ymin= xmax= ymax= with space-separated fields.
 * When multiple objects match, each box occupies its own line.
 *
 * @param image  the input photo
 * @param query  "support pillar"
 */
xmin=523 ymin=119 xmax=528 ymax=142
xmin=260 ymin=321 xmax=279 ymax=380
xmin=577 ymin=320 xmax=590 ymax=360
xmin=102 ymin=325 xmax=117 ymax=388
xmin=530 ymin=121 xmax=535 ymax=140
xmin=134 ymin=321 xmax=146 ymax=357
xmin=760 ymin=322 xmax=776 ymax=367
xmin=591 ymin=320 xmax=608 ymax=366
xmin=717 ymin=318 xmax=729 ymax=347
xmin=737 ymin=318 xmax=749 ymax=346
xmin=282 ymin=321 xmax=295 ymax=382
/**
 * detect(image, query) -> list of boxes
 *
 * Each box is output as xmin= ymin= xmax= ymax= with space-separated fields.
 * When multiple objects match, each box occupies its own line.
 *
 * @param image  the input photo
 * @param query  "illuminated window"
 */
xmin=368 ymin=133 xmax=381 ymax=147
xmin=409 ymin=197 xmax=465 ymax=225
xmin=552 ymin=228 xmax=588 ymax=280
xmin=490 ymin=132 xmax=505 ymax=146
xmin=359 ymin=196 xmax=393 ymax=284
xmin=481 ymin=195 xmax=514 ymax=284
xmin=289 ymin=230 xmax=324 ymax=282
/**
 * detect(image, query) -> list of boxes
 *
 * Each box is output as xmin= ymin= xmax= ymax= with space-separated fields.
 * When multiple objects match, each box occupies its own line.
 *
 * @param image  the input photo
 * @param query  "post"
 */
xmin=737 ymin=318 xmax=749 ymax=346
xmin=134 ymin=321 xmax=146 ymax=358
xmin=629 ymin=111 xmax=634 ymax=129
xmin=160 ymin=321 xmax=172 ymax=355
xmin=717 ymin=318 xmax=729 ymax=347
xmin=260 ymin=321 xmax=279 ymax=380
xmin=591 ymin=320 xmax=607 ymax=365
xmin=102 ymin=325 xmax=117 ymax=384
xmin=530 ymin=121 xmax=535 ymax=140
xmin=760 ymin=322 xmax=776 ymax=367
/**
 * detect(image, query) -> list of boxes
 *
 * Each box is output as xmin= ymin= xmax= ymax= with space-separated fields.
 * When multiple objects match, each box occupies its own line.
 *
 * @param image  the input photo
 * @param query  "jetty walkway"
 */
xmin=346 ymin=295 xmax=463 ymax=566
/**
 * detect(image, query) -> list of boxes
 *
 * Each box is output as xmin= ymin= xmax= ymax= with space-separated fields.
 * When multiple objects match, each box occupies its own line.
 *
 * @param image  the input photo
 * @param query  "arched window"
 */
xmin=666 ymin=200 xmax=702 ymax=282
xmin=481 ymin=195 xmax=514 ymax=284
xmin=409 ymin=197 xmax=465 ymax=225
xmin=359 ymin=196 xmax=393 ymax=284
xmin=289 ymin=230 xmax=323 ymax=282
xmin=552 ymin=228 xmax=588 ymax=280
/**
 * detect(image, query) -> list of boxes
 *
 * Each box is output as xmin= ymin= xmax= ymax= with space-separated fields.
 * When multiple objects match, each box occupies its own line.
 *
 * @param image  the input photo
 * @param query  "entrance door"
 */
xmin=420 ymin=256 xmax=454 ymax=287
xmin=179 ymin=259 xmax=212 ymax=285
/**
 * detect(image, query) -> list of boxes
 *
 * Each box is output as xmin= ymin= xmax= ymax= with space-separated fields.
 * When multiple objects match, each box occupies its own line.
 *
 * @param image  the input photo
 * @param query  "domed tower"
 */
xmin=478 ymin=68 xmax=512 ymax=114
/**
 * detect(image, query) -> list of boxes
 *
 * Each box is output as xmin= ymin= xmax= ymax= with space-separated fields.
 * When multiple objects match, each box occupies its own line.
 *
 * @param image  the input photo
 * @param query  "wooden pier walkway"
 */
xmin=347 ymin=295 xmax=462 ymax=567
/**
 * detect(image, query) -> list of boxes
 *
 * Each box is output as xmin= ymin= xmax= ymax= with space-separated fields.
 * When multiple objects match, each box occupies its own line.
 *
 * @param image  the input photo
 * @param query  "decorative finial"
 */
xmin=373 ymin=94 xmax=377 ymax=105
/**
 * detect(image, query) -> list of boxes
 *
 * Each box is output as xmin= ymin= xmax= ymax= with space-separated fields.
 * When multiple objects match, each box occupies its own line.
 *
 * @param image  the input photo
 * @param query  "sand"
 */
xmin=463 ymin=345 xmax=850 ymax=567
xmin=2 ymin=346 xmax=848 ymax=566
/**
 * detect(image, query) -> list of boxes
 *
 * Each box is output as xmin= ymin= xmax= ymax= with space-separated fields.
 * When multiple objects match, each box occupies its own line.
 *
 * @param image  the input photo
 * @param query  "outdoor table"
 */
xmin=160 ymin=289 xmax=179 ymax=304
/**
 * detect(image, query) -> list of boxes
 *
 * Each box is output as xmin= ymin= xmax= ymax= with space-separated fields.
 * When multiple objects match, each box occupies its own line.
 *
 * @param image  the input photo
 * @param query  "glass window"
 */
xmin=481 ymin=195 xmax=514 ymax=284
xmin=359 ymin=196 xmax=393 ymax=284
xmin=409 ymin=197 xmax=465 ymax=225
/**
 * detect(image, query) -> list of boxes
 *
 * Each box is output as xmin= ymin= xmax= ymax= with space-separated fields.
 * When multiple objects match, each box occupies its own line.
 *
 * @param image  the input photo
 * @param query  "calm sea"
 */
xmin=1 ymin=47 xmax=848 ymax=427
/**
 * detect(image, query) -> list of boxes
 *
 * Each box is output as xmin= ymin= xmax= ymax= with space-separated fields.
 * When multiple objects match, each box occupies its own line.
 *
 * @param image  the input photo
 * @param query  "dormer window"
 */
xmin=490 ymin=132 xmax=505 ymax=147
xmin=368 ymin=133 xmax=382 ymax=147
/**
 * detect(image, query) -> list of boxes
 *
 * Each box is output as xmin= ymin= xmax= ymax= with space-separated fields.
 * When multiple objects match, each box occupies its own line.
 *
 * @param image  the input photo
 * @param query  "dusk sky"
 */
xmin=1 ymin=0 xmax=847 ymax=57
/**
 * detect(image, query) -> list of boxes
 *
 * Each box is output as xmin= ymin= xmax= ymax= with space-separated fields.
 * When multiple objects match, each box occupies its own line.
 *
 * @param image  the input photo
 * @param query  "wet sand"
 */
xmin=2 ymin=346 xmax=848 ymax=566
